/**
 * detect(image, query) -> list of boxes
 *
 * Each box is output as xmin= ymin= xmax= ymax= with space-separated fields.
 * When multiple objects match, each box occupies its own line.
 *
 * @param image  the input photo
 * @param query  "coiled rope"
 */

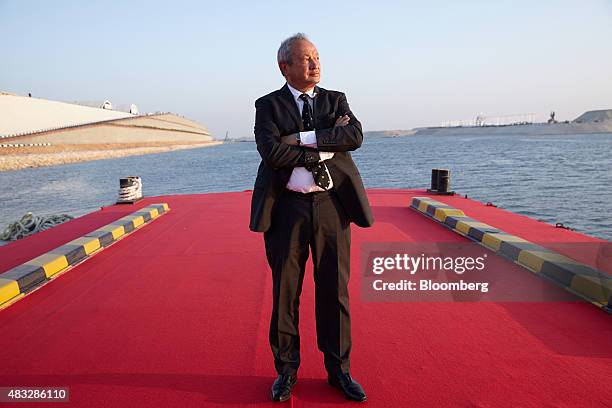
xmin=118 ymin=176 xmax=142 ymax=202
xmin=0 ymin=213 xmax=74 ymax=241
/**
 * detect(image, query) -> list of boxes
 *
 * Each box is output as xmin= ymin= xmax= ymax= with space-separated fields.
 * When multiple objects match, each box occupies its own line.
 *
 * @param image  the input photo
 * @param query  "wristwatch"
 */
xmin=296 ymin=133 xmax=302 ymax=146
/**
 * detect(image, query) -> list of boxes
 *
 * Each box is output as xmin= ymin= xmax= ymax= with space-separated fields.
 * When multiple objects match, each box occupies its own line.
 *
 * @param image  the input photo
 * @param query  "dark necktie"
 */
xmin=299 ymin=93 xmax=331 ymax=189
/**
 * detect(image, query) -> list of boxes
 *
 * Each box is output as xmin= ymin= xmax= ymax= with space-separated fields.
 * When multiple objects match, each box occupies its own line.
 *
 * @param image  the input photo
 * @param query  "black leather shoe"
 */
xmin=328 ymin=372 xmax=367 ymax=402
xmin=270 ymin=374 xmax=297 ymax=402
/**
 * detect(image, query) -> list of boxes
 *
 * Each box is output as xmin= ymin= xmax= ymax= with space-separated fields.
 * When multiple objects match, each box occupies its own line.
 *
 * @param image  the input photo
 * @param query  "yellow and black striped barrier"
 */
xmin=0 ymin=203 xmax=169 ymax=310
xmin=411 ymin=197 xmax=611 ymax=312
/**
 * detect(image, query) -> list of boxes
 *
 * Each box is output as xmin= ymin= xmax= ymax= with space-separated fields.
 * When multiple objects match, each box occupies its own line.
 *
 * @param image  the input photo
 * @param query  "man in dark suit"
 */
xmin=250 ymin=33 xmax=374 ymax=402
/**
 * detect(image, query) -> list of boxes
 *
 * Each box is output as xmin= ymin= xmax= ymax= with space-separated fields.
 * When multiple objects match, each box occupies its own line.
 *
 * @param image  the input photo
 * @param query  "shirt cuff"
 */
xmin=319 ymin=151 xmax=334 ymax=162
xmin=299 ymin=131 xmax=317 ymax=145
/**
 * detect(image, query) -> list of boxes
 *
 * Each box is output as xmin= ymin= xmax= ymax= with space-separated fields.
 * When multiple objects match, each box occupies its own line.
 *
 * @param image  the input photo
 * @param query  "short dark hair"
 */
xmin=277 ymin=33 xmax=309 ymax=65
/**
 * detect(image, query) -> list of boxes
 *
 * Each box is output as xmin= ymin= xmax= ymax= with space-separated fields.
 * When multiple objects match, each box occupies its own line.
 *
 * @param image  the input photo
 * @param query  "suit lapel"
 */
xmin=278 ymin=84 xmax=303 ymax=131
xmin=313 ymin=86 xmax=328 ymax=121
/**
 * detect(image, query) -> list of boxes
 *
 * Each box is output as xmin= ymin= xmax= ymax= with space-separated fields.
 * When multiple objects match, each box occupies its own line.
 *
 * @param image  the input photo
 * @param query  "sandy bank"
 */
xmin=0 ymin=141 xmax=222 ymax=172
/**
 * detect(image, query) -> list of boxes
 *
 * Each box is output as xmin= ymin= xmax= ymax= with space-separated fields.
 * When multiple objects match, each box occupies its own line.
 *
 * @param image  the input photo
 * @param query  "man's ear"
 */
xmin=278 ymin=62 xmax=288 ymax=77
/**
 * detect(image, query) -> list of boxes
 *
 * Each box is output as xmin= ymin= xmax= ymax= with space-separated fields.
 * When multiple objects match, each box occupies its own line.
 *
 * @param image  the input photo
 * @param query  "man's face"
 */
xmin=280 ymin=40 xmax=320 ymax=91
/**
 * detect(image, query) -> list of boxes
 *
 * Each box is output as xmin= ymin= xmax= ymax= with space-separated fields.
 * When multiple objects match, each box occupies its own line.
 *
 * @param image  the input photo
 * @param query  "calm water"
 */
xmin=1 ymin=133 xmax=611 ymax=241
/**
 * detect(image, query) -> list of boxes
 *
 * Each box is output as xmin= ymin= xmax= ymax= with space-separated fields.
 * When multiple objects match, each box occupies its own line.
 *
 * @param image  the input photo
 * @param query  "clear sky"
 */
xmin=2 ymin=0 xmax=611 ymax=138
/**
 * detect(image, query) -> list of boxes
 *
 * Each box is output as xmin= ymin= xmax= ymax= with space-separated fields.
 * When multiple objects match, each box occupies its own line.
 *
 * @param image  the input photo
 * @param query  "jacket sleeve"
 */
xmin=314 ymin=93 xmax=363 ymax=152
xmin=255 ymin=97 xmax=320 ymax=170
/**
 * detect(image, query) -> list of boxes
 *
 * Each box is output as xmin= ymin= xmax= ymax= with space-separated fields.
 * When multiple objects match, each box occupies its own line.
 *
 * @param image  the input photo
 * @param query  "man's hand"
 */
xmin=334 ymin=115 xmax=350 ymax=128
xmin=280 ymin=133 xmax=299 ymax=146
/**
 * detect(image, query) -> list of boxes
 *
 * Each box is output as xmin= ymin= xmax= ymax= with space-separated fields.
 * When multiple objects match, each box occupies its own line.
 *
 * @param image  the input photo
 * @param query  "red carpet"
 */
xmin=0 ymin=189 xmax=610 ymax=407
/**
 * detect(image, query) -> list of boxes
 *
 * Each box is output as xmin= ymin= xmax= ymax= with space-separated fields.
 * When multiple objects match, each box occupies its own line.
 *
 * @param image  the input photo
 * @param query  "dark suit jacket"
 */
xmin=249 ymin=83 xmax=374 ymax=232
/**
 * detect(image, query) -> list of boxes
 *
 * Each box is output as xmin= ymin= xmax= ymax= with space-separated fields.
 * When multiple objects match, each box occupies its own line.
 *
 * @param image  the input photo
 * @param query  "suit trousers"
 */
xmin=264 ymin=189 xmax=352 ymax=376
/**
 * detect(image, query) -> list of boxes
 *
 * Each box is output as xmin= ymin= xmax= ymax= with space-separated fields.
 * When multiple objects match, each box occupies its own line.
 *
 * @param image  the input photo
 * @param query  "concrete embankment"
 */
xmin=0 ymin=93 xmax=133 ymax=136
xmin=0 ymin=93 xmax=219 ymax=171
xmin=413 ymin=109 xmax=612 ymax=136
xmin=0 ymin=141 xmax=222 ymax=172
xmin=414 ymin=121 xmax=612 ymax=136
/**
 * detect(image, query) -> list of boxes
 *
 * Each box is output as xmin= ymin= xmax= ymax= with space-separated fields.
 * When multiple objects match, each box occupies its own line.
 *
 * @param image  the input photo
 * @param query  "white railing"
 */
xmin=1 ymin=143 xmax=52 ymax=148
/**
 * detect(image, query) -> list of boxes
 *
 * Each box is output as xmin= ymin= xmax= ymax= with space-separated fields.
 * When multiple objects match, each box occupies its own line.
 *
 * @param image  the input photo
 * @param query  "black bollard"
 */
xmin=430 ymin=168 xmax=440 ymax=191
xmin=437 ymin=169 xmax=450 ymax=193
xmin=427 ymin=168 xmax=455 ymax=195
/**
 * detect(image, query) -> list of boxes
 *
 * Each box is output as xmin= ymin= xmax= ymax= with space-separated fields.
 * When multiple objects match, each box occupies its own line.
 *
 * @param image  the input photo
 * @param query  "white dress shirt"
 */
xmin=285 ymin=83 xmax=334 ymax=193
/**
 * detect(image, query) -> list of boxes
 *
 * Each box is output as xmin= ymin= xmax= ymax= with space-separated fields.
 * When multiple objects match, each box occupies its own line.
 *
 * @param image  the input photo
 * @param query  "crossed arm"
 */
xmin=280 ymin=115 xmax=349 ymax=146
xmin=255 ymin=93 xmax=363 ymax=170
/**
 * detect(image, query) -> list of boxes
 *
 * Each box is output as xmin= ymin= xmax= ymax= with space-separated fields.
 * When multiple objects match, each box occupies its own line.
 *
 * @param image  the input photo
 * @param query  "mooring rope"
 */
xmin=0 ymin=213 xmax=74 ymax=241
xmin=118 ymin=176 xmax=142 ymax=202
